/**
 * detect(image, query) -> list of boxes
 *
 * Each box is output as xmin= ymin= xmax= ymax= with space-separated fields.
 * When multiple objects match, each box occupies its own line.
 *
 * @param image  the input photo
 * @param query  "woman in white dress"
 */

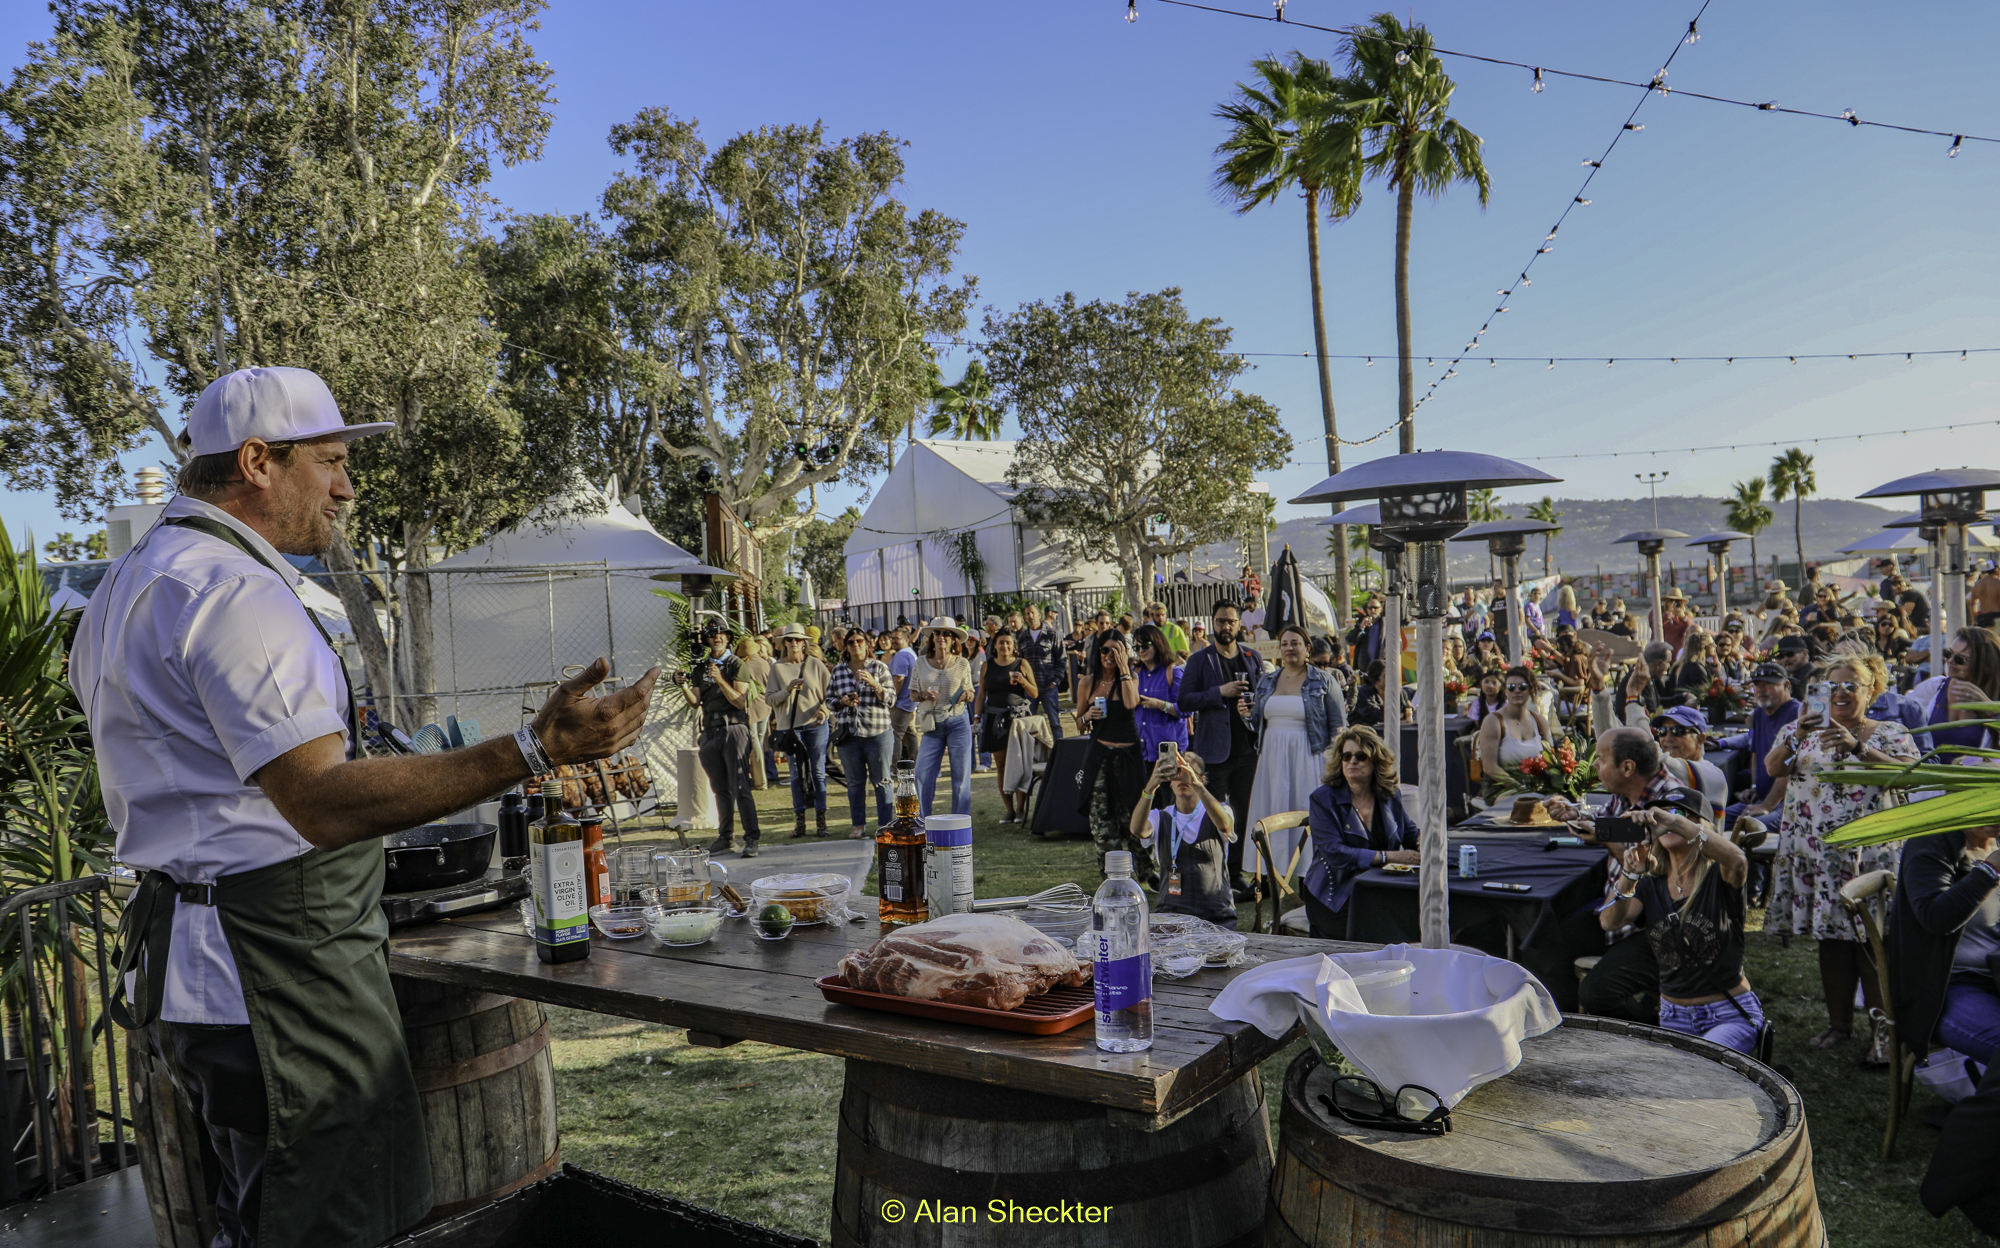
xmin=1476 ymin=664 xmax=1552 ymax=795
xmin=1244 ymin=625 xmax=1347 ymax=879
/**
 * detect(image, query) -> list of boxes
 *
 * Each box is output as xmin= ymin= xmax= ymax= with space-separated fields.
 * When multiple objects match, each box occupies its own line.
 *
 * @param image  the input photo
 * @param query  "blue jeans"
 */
xmin=1939 ymin=981 xmax=2000 ymax=1066
xmin=838 ymin=730 xmax=895 ymax=831
xmin=916 ymin=712 xmax=973 ymax=817
xmin=1037 ymin=685 xmax=1065 ymax=738
xmin=1658 ymin=991 xmax=1765 ymax=1055
xmin=784 ymin=721 xmax=828 ymax=813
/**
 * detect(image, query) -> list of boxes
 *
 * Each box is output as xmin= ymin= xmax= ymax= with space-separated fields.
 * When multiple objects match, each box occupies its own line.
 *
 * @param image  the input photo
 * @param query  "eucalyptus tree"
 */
xmin=984 ymin=289 xmax=1291 ymax=611
xmin=0 ymin=0 xmax=560 ymax=725
xmin=599 ymin=109 xmax=975 ymax=544
xmin=1214 ymin=51 xmax=1362 ymax=620
xmin=1333 ymin=12 xmax=1490 ymax=453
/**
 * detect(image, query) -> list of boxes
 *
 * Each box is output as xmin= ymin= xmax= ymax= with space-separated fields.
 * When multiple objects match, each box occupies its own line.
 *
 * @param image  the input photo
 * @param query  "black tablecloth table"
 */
xmin=1346 ymin=839 xmax=1608 ymax=1010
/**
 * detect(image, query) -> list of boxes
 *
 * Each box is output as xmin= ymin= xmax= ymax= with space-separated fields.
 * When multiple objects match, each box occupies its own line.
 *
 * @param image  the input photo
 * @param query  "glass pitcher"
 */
xmin=653 ymin=846 xmax=730 ymax=909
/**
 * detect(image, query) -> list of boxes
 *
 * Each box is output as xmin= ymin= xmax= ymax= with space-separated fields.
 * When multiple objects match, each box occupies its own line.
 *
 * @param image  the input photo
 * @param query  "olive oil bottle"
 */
xmin=529 ymin=777 xmax=590 ymax=963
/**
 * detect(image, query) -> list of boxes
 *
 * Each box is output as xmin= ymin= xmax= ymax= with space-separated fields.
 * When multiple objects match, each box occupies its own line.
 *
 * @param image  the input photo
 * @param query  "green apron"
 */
xmin=109 ymin=514 xmax=433 ymax=1246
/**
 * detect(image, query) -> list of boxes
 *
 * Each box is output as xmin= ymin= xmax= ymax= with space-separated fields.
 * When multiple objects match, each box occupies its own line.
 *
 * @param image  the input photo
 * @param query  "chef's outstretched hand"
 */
xmin=535 ymin=658 xmax=660 ymax=765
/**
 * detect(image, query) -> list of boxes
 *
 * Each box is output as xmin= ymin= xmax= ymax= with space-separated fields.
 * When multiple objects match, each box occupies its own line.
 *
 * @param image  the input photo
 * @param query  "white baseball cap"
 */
xmin=176 ymin=367 xmax=394 ymax=457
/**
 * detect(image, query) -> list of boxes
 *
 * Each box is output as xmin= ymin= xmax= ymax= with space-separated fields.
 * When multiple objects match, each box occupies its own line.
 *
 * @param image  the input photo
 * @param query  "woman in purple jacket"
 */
xmin=1131 ymin=624 xmax=1188 ymax=807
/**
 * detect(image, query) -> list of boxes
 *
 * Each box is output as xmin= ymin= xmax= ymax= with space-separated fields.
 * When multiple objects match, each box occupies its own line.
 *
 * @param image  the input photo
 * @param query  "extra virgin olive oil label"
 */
xmin=530 ymin=842 xmax=589 ymax=947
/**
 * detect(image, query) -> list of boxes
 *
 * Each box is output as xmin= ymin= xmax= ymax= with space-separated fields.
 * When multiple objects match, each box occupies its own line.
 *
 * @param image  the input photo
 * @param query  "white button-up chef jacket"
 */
xmin=70 ymin=497 xmax=349 ymax=1023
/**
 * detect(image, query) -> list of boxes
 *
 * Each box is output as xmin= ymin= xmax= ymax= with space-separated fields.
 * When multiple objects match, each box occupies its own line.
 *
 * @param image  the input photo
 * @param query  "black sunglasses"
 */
xmin=1339 ymin=750 xmax=1370 ymax=763
xmin=1504 ymin=683 xmax=1530 ymax=693
xmin=1658 ymin=724 xmax=1701 ymax=738
xmin=1319 ymin=1077 xmax=1451 ymax=1135
xmin=1948 ymin=650 xmax=1970 ymax=666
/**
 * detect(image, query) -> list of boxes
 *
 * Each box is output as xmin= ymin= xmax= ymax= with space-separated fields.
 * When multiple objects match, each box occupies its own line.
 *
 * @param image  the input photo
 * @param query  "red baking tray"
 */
xmin=815 ymin=974 xmax=1096 ymax=1035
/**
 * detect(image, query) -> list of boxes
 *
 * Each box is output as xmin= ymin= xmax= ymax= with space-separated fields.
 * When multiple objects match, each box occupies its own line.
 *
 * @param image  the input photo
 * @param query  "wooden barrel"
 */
xmin=832 ymin=1059 xmax=1271 ymax=1248
xmin=1266 ymin=1015 xmax=1826 ymax=1247
xmin=392 ymin=976 xmax=561 ymax=1220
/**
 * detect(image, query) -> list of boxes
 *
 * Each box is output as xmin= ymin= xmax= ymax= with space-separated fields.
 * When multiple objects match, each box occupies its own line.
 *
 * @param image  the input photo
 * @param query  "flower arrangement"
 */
xmin=1705 ymin=678 xmax=1747 ymax=716
xmin=1500 ymin=732 xmax=1599 ymax=801
xmin=1443 ymin=678 xmax=1469 ymax=698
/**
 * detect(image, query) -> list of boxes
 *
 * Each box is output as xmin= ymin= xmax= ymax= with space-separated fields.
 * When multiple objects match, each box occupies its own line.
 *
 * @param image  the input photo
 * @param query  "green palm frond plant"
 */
xmin=1822 ymin=738 xmax=2000 ymax=848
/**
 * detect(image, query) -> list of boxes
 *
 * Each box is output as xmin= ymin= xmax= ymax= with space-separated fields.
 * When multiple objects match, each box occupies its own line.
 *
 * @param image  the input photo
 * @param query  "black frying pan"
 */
xmin=383 ymin=823 xmax=497 ymax=892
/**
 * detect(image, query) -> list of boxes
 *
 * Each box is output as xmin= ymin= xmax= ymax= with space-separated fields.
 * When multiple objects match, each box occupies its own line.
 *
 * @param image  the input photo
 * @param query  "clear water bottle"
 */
xmin=1092 ymin=851 xmax=1153 ymax=1053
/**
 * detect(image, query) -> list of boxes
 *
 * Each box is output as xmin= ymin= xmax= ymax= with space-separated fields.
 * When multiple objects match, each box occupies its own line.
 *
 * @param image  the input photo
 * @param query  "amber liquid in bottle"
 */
xmin=877 ymin=761 xmax=928 ymax=926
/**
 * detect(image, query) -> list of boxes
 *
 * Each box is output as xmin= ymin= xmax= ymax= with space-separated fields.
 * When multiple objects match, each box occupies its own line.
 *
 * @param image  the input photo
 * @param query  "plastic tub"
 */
xmin=647 ymin=906 xmax=723 ymax=947
xmin=749 ymin=872 xmax=852 ymax=925
xmin=1345 ymin=960 xmax=1414 ymax=1015
xmin=1019 ymin=902 xmax=1091 ymax=945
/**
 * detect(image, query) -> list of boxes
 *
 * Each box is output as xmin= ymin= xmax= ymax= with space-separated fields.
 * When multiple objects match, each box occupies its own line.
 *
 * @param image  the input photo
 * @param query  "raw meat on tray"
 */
xmin=837 ymin=913 xmax=1091 ymax=1011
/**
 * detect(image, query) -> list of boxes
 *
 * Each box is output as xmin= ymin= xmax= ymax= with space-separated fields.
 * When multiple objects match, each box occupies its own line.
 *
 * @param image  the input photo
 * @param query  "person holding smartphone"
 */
xmin=1131 ymin=751 xmax=1237 ymax=926
xmin=1548 ymin=728 xmax=1705 ymax=1023
xmin=1596 ymin=798 xmax=1759 ymax=1053
xmin=1765 ymin=658 xmax=1920 ymax=1062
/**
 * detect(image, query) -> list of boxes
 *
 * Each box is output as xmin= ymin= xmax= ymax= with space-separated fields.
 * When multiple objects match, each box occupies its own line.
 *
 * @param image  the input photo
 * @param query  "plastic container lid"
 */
xmin=749 ymin=872 xmax=853 ymax=925
xmin=1346 ymin=959 xmax=1415 ymax=1016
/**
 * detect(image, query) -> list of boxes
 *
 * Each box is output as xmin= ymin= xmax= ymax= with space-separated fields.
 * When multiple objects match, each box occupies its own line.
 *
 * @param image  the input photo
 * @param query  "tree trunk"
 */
xmin=1304 ymin=187 xmax=1352 ymax=624
xmin=1793 ymin=498 xmax=1806 ymax=580
xmin=1749 ymin=535 xmax=1759 ymax=590
xmin=324 ymin=532 xmax=393 ymax=741
xmin=1115 ymin=528 xmax=1146 ymax=625
xmin=403 ymin=521 xmax=439 ymax=728
xmin=1394 ymin=166 xmax=1416 ymax=455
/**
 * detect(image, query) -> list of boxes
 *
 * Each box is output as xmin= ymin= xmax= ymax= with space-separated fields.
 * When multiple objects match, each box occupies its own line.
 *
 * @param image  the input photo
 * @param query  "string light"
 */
xmin=1840 ymin=109 xmax=1858 ymax=125
xmin=1532 ymin=67 xmax=1544 ymax=93
xmin=1624 ymin=123 xmax=1645 ymax=131
xmin=1125 ymin=0 xmax=1137 ymax=22
xmin=1582 ymin=159 xmax=1601 ymax=167
xmin=1395 ymin=48 xmax=1411 ymax=66
xmin=1519 ymin=416 xmax=2000 ymax=462
xmin=1145 ymin=1 xmax=1998 ymax=150
xmin=1272 ymin=0 xmax=1285 ymax=19
xmin=1684 ymin=20 xmax=1700 ymax=44
xmin=1950 ymin=135 xmax=1965 ymax=158
xmin=1574 ymin=196 xmax=1592 ymax=205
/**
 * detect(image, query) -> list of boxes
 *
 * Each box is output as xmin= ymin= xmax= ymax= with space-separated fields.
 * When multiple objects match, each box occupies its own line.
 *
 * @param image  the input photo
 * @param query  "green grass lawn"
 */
xmin=545 ymin=746 xmax=1988 ymax=1246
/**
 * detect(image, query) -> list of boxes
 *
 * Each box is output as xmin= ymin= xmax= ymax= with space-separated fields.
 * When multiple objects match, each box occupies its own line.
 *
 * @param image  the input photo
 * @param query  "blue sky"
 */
xmin=5 ymin=0 xmax=1997 ymax=546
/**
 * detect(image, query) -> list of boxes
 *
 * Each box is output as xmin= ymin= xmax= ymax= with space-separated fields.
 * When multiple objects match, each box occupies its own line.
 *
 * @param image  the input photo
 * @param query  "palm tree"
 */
xmin=1726 ymin=477 xmax=1775 ymax=585
xmin=1768 ymin=450 xmax=1817 ymax=583
xmin=927 ymin=360 xmax=1003 ymax=441
xmin=1526 ymin=496 xmax=1563 ymax=577
xmin=1215 ymin=52 xmax=1363 ymax=622
xmin=1333 ymin=13 xmax=1491 ymax=454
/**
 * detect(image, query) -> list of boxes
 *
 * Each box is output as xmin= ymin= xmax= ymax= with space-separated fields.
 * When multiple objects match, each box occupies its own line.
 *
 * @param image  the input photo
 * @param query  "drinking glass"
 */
xmin=653 ymin=847 xmax=730 ymax=908
xmin=610 ymin=846 xmax=656 ymax=905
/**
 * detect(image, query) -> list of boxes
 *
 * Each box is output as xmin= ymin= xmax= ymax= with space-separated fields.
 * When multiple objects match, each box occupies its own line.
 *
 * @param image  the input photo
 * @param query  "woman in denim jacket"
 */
xmin=1301 ymin=725 xmax=1419 ymax=937
xmin=1244 ymin=625 xmax=1349 ymax=878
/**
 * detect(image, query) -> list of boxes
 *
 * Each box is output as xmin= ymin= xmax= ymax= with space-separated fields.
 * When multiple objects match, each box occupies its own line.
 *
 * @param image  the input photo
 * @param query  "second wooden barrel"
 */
xmin=392 ymin=976 xmax=561 ymax=1220
xmin=833 ymin=1060 xmax=1271 ymax=1248
xmin=1267 ymin=1015 xmax=1825 ymax=1247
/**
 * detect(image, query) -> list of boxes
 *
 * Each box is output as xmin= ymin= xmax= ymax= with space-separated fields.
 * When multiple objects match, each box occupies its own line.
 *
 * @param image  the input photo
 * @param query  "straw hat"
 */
xmin=1660 ymin=586 xmax=1687 ymax=601
xmin=915 ymin=616 xmax=968 ymax=652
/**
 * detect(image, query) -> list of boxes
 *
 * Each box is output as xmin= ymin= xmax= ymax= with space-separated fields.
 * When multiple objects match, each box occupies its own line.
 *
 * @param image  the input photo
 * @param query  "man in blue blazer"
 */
xmin=1178 ymin=600 xmax=1262 ymax=898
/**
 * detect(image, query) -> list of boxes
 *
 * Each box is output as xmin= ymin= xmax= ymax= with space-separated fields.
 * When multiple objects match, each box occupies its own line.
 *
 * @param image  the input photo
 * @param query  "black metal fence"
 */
xmin=1 ymin=874 xmax=130 ymax=1204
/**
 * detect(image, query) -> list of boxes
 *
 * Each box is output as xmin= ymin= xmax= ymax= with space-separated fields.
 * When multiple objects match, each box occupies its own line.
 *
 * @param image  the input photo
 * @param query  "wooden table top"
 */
xmin=388 ymin=907 xmax=1358 ymax=1126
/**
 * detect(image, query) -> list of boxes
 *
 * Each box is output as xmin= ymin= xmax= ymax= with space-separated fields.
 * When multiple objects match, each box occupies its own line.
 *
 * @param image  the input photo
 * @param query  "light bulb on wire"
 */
xmin=1124 ymin=0 xmax=1136 ymax=23
xmin=1949 ymin=135 xmax=1964 ymax=158
xmin=1531 ymin=67 xmax=1544 ymax=93
xmin=1394 ymin=48 xmax=1410 ymax=66
xmin=1840 ymin=109 xmax=1858 ymax=126
xmin=1684 ymin=20 xmax=1699 ymax=44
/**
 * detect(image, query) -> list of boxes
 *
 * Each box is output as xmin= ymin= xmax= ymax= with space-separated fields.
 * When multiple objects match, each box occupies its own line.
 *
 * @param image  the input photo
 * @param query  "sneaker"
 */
xmin=739 ymin=840 xmax=761 ymax=859
xmin=706 ymin=834 xmax=733 ymax=855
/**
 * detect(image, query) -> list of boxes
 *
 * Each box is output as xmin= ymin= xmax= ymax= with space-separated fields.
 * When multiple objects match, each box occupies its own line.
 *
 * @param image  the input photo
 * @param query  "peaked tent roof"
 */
xmin=844 ymin=440 xmax=1026 ymax=557
xmin=432 ymin=476 xmax=700 ymax=571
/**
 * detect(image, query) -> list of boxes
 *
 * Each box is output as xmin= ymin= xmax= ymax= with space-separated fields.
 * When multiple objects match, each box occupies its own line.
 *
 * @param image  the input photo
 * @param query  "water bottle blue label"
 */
xmin=1094 ymin=952 xmax=1151 ymax=1013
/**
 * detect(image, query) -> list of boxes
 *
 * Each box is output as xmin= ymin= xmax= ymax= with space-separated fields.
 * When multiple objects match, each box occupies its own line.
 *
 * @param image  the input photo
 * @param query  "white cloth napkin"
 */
xmin=1210 ymin=944 xmax=1562 ymax=1107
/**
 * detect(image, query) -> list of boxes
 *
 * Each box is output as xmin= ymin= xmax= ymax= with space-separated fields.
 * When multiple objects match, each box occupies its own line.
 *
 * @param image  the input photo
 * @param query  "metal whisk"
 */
xmin=971 ymin=882 xmax=1090 ymax=913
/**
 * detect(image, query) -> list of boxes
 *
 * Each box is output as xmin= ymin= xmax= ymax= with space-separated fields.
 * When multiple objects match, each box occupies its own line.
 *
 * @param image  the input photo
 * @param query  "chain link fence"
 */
xmin=307 ymin=562 xmax=694 ymax=811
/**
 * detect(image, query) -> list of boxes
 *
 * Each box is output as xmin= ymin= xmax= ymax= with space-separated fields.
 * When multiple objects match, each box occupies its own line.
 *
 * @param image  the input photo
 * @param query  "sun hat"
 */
xmin=1660 ymin=587 xmax=1687 ymax=601
xmin=774 ymin=623 xmax=809 ymax=641
xmin=177 ymin=366 xmax=394 ymax=457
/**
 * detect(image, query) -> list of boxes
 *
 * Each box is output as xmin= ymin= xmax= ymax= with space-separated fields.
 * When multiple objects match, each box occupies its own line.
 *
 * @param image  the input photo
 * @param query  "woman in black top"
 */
xmin=673 ymin=623 xmax=762 ymax=855
xmin=973 ymin=631 xmax=1038 ymax=823
xmin=1074 ymin=630 xmax=1150 ymax=883
xmin=1597 ymin=802 xmax=1760 ymax=1052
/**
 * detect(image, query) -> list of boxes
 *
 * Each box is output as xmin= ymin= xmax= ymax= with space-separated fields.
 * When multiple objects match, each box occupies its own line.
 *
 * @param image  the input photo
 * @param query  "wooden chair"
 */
xmin=1249 ymin=812 xmax=1311 ymax=934
xmin=1838 ymin=869 xmax=1914 ymax=1160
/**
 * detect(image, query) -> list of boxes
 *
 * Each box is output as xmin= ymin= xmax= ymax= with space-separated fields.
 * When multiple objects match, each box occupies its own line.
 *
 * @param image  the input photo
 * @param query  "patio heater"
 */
xmin=1450 ymin=519 xmax=1559 ymax=667
xmin=1883 ymin=507 xmax=1983 ymax=679
xmin=1294 ymin=452 xmax=1560 ymax=949
xmin=1685 ymin=531 xmax=1754 ymax=621
xmin=1042 ymin=573 xmax=1086 ymax=635
xmin=650 ymin=564 xmax=743 ymax=654
xmin=1862 ymin=469 xmax=2000 ymax=647
xmin=1612 ymin=529 xmax=1689 ymax=648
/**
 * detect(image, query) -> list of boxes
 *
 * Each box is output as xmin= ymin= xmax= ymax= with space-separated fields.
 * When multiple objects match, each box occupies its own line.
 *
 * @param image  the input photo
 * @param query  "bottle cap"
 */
xmin=540 ymin=776 xmax=563 ymax=800
xmin=1104 ymin=851 xmax=1133 ymax=875
xmin=927 ymin=814 xmax=971 ymax=830
xmin=500 ymin=791 xmax=524 ymax=810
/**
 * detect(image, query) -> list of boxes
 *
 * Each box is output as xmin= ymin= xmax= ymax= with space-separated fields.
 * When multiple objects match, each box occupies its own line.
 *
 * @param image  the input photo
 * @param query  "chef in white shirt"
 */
xmin=72 ymin=366 xmax=659 ymax=1248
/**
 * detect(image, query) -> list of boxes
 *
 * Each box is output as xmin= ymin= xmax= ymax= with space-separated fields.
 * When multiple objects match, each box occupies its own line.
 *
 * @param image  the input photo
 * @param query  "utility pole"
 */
xmin=1635 ymin=471 xmax=1669 ymax=529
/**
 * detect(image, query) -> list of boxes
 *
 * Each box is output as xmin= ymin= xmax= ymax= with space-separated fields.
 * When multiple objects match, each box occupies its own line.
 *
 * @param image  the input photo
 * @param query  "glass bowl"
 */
xmin=588 ymin=903 xmax=650 ymax=940
xmin=647 ymin=905 xmax=723 ymax=947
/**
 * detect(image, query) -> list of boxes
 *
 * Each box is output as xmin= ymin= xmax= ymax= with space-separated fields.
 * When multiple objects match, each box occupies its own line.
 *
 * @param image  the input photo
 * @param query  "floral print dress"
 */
xmin=1764 ymin=718 xmax=1918 ymax=941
